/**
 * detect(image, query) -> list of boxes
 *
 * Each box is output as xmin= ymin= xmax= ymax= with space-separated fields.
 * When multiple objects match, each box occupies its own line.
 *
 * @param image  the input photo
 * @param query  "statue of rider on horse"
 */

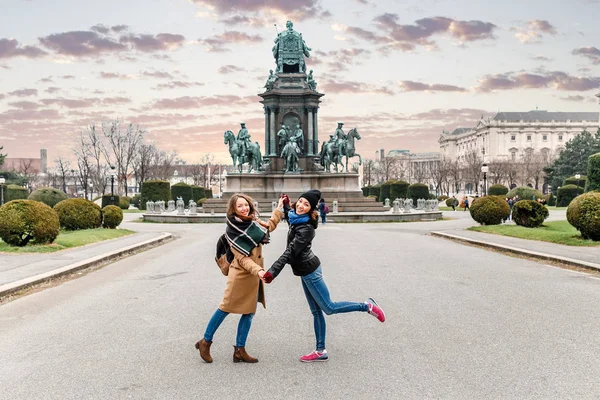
xmin=319 ymin=123 xmax=362 ymax=173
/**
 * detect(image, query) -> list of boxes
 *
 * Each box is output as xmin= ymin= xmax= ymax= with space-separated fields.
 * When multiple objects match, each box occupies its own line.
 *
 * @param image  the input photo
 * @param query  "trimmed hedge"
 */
xmin=205 ymin=188 xmax=213 ymax=199
xmin=54 ymin=198 xmax=102 ymax=230
xmin=368 ymin=185 xmax=381 ymax=202
xmin=102 ymin=205 xmax=123 ymax=229
xmin=563 ymin=175 xmax=587 ymax=188
xmin=171 ymin=182 xmax=193 ymax=205
xmin=469 ymin=196 xmax=510 ymax=225
xmin=140 ymin=180 xmax=171 ymax=210
xmin=361 ymin=187 xmax=369 ymax=197
xmin=101 ymin=194 xmax=120 ymax=208
xmin=380 ymin=181 xmax=392 ymax=203
xmin=407 ymin=183 xmax=429 ymax=204
xmin=390 ymin=180 xmax=409 ymax=200
xmin=566 ymin=191 xmax=600 ymax=240
xmin=28 ymin=187 xmax=68 ymax=208
xmin=438 ymin=195 xmax=449 ymax=202
xmin=488 ymin=184 xmax=509 ymax=196
xmin=131 ymin=194 xmax=141 ymax=208
xmin=506 ymin=186 xmax=544 ymax=201
xmin=557 ymin=184 xmax=583 ymax=207
xmin=192 ymin=186 xmax=206 ymax=203
xmin=0 ymin=199 xmax=60 ymax=246
xmin=547 ymin=193 xmax=556 ymax=206
xmin=511 ymin=200 xmax=549 ymax=228
xmin=586 ymin=153 xmax=600 ymax=192
xmin=2 ymin=184 xmax=28 ymax=202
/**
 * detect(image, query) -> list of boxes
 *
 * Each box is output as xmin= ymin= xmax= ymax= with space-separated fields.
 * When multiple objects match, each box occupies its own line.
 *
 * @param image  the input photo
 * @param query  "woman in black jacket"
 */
xmin=263 ymin=189 xmax=385 ymax=363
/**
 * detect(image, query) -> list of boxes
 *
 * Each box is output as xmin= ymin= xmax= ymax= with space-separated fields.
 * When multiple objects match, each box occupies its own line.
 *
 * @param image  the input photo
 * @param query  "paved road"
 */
xmin=3 ymin=210 xmax=600 ymax=399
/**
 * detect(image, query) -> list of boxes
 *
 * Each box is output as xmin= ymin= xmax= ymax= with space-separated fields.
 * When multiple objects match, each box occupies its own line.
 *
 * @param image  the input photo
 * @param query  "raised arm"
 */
xmin=266 ymin=224 xmax=314 ymax=281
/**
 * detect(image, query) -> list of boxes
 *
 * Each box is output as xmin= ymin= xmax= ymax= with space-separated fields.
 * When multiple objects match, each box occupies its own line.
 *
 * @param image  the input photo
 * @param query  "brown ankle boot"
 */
xmin=233 ymin=346 xmax=258 ymax=363
xmin=195 ymin=339 xmax=213 ymax=363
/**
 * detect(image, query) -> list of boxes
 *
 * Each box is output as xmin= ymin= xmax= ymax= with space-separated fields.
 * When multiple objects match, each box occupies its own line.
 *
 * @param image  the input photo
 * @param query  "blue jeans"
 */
xmin=301 ymin=266 xmax=368 ymax=351
xmin=321 ymin=212 xmax=327 ymax=224
xmin=203 ymin=309 xmax=254 ymax=347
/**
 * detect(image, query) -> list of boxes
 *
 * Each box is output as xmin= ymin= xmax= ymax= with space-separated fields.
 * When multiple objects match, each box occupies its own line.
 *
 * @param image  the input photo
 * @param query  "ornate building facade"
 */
xmin=439 ymin=111 xmax=600 ymax=163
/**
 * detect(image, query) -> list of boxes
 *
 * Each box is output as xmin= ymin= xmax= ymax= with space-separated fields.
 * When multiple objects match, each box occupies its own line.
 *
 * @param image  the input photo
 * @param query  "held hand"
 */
xmin=258 ymin=270 xmax=265 ymax=280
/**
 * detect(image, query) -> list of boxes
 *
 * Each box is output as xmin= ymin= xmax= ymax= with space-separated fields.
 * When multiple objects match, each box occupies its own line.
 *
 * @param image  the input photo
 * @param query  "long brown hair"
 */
xmin=227 ymin=193 xmax=256 ymax=221
xmin=227 ymin=193 xmax=270 ymax=228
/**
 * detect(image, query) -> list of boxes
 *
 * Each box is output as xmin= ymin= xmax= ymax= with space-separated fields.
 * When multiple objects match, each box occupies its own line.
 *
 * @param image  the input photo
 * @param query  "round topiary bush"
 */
xmin=567 ymin=191 xmax=600 ymax=240
xmin=445 ymin=198 xmax=453 ymax=207
xmin=140 ymin=180 xmax=171 ymax=210
xmin=511 ymin=200 xmax=549 ymax=228
xmin=54 ymin=198 xmax=102 ymax=230
xmin=506 ymin=186 xmax=544 ymax=201
xmin=547 ymin=192 xmax=556 ymax=206
xmin=28 ymin=187 xmax=68 ymax=208
xmin=488 ymin=184 xmax=509 ymax=196
xmin=0 ymin=200 xmax=60 ymax=246
xmin=557 ymin=184 xmax=583 ymax=207
xmin=4 ymin=184 xmax=29 ymax=202
xmin=171 ymin=182 xmax=193 ymax=205
xmin=102 ymin=205 xmax=123 ymax=229
xmin=586 ymin=153 xmax=600 ymax=192
xmin=118 ymin=196 xmax=130 ymax=210
xmin=390 ymin=180 xmax=409 ymax=200
xmin=192 ymin=186 xmax=206 ymax=203
xmin=407 ymin=183 xmax=429 ymax=204
xmin=438 ymin=195 xmax=449 ymax=202
xmin=469 ymin=196 xmax=510 ymax=225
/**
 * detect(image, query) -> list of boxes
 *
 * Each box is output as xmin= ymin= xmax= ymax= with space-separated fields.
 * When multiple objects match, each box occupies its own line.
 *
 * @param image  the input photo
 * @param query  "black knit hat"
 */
xmin=299 ymin=189 xmax=321 ymax=211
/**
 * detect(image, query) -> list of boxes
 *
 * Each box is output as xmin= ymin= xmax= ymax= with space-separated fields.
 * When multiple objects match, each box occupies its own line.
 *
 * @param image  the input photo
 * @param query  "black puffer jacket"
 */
xmin=268 ymin=223 xmax=320 ymax=278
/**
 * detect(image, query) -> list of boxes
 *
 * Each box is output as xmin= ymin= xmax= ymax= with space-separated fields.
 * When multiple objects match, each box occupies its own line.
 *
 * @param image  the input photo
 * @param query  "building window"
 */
xmin=511 ymin=151 xmax=516 ymax=161
xmin=527 ymin=135 xmax=532 ymax=141
xmin=543 ymin=135 xmax=547 ymax=141
xmin=558 ymin=135 xmax=563 ymax=141
xmin=511 ymin=135 xmax=516 ymax=141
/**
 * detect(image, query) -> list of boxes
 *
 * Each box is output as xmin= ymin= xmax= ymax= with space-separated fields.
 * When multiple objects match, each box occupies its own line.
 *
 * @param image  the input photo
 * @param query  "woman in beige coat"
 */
xmin=195 ymin=193 xmax=285 ymax=363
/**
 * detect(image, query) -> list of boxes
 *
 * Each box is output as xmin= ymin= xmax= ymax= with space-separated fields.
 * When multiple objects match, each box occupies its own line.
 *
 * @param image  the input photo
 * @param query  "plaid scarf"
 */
xmin=225 ymin=215 xmax=269 ymax=256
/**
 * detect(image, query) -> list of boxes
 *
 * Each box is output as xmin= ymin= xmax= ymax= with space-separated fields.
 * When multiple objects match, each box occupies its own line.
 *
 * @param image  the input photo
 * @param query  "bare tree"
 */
xmin=430 ymin=159 xmax=450 ymax=195
xmin=410 ymin=162 xmax=429 ymax=184
xmin=54 ymin=156 xmax=71 ymax=193
xmin=77 ymin=125 xmax=109 ymax=195
xmin=149 ymin=149 xmax=178 ymax=181
xmin=447 ymin=160 xmax=462 ymax=194
xmin=132 ymin=143 xmax=158 ymax=192
xmin=102 ymin=120 xmax=145 ymax=197
xmin=463 ymin=150 xmax=483 ymax=193
xmin=362 ymin=159 xmax=376 ymax=187
xmin=375 ymin=157 xmax=398 ymax=183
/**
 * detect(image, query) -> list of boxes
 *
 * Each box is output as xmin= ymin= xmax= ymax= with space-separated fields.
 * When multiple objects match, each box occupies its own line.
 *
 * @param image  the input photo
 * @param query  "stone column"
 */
xmin=313 ymin=107 xmax=319 ymax=157
xmin=307 ymin=108 xmax=314 ymax=156
xmin=264 ymin=107 xmax=269 ymax=154
xmin=269 ymin=107 xmax=276 ymax=156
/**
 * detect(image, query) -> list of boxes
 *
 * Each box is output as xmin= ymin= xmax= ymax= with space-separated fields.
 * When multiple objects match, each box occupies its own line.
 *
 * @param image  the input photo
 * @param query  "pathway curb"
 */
xmin=0 ymin=232 xmax=173 ymax=299
xmin=431 ymin=231 xmax=600 ymax=272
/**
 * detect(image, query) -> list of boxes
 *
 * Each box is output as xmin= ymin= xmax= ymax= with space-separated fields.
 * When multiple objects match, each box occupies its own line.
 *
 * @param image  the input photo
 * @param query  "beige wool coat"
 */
xmin=219 ymin=209 xmax=283 ymax=314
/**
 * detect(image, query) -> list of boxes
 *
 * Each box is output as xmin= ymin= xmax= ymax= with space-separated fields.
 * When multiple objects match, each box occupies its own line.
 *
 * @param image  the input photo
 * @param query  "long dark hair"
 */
xmin=289 ymin=201 xmax=319 ymax=229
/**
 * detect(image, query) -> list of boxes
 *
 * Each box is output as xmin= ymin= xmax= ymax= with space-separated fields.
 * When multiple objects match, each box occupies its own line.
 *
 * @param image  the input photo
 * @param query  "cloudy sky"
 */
xmin=1 ymin=0 xmax=600 ymax=164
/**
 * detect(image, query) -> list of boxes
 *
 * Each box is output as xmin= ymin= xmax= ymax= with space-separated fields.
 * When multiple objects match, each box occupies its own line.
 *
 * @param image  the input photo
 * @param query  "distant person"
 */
xmin=451 ymin=196 xmax=458 ymax=211
xmin=318 ymin=198 xmax=329 ymax=224
xmin=463 ymin=196 xmax=469 ymax=211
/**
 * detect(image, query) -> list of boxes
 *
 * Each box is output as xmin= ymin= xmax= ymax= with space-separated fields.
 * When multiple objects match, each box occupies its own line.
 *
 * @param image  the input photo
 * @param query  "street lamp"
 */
xmin=575 ymin=173 xmax=581 ymax=189
xmin=71 ymin=169 xmax=77 ymax=197
xmin=0 ymin=176 xmax=5 ymax=205
xmin=109 ymin=166 xmax=116 ymax=203
xmin=481 ymin=163 xmax=489 ymax=196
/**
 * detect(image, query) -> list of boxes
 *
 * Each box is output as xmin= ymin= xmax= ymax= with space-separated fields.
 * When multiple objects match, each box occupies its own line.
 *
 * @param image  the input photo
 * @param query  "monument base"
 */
xmin=204 ymin=171 xmax=387 ymax=213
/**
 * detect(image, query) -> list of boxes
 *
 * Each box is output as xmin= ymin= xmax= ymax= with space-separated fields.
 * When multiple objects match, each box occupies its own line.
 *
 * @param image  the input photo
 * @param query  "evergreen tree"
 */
xmin=544 ymin=129 xmax=600 ymax=191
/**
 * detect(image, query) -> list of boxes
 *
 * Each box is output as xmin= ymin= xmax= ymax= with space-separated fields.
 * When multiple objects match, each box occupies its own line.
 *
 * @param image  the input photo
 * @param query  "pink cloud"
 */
xmin=0 ymin=38 xmax=47 ymax=59
xmin=119 ymin=33 xmax=185 ymax=52
xmin=199 ymin=31 xmax=263 ymax=52
xmin=7 ymin=101 xmax=40 ymax=110
xmin=511 ymin=20 xmax=557 ymax=44
xmin=572 ymin=46 xmax=600 ymax=65
xmin=191 ymin=0 xmax=328 ymax=21
xmin=8 ymin=88 xmax=38 ymax=97
xmin=39 ymin=31 xmax=127 ymax=56
xmin=154 ymin=81 xmax=205 ymax=90
xmin=152 ymin=95 xmax=257 ymax=109
xmin=218 ymin=65 xmax=245 ymax=74
xmin=399 ymin=80 xmax=467 ymax=92
xmin=477 ymin=71 xmax=600 ymax=92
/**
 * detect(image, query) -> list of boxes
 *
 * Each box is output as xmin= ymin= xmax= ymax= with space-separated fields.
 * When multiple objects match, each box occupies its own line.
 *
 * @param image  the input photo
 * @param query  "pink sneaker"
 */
xmin=365 ymin=298 xmax=386 ymax=322
xmin=300 ymin=350 xmax=328 ymax=362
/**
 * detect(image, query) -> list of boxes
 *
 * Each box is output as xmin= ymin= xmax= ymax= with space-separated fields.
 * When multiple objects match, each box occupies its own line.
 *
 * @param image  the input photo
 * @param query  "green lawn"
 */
xmin=468 ymin=220 xmax=600 ymax=247
xmin=0 ymin=228 xmax=135 ymax=253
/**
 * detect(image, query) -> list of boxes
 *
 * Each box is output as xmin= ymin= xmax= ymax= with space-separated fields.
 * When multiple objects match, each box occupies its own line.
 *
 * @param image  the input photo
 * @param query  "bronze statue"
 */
xmin=264 ymin=69 xmax=277 ymax=91
xmin=272 ymin=20 xmax=312 ymax=73
xmin=224 ymin=130 xmax=263 ymax=173
xmin=307 ymin=70 xmax=317 ymax=90
xmin=281 ymin=127 xmax=302 ymax=172
xmin=277 ymin=123 xmax=289 ymax=156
